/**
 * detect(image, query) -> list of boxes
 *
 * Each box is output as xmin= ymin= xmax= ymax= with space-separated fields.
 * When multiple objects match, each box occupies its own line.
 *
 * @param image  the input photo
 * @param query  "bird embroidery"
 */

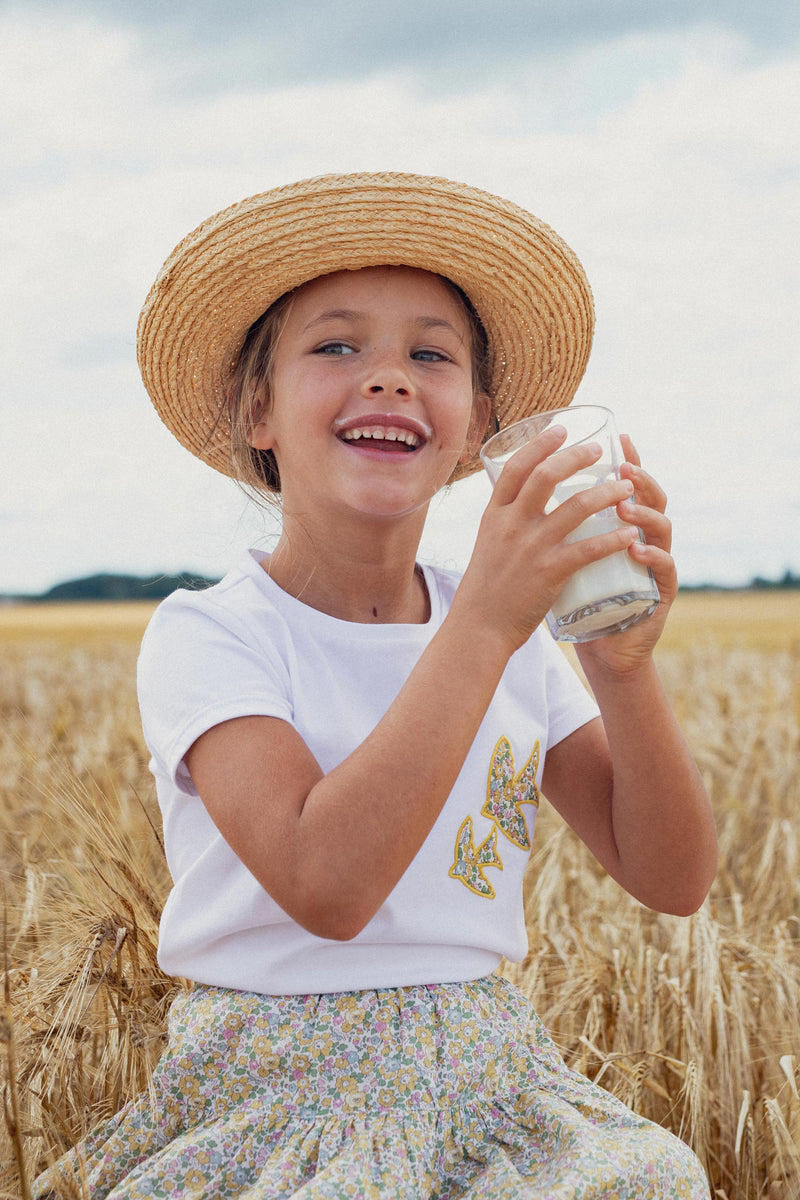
xmin=481 ymin=736 xmax=540 ymax=850
xmin=448 ymin=816 xmax=503 ymax=898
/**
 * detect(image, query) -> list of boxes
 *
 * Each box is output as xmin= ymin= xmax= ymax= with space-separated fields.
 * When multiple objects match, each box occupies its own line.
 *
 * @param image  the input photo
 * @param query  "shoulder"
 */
xmin=142 ymin=552 xmax=276 ymax=647
xmin=138 ymin=551 xmax=297 ymax=704
xmin=137 ymin=552 xmax=296 ymax=761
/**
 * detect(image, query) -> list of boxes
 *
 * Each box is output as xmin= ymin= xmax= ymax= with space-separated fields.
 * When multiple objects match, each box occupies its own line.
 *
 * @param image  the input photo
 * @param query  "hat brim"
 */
xmin=137 ymin=172 xmax=594 ymax=483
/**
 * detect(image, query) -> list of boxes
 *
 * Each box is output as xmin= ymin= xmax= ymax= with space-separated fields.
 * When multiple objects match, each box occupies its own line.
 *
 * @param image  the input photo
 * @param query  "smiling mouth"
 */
xmin=337 ymin=423 xmax=427 ymax=453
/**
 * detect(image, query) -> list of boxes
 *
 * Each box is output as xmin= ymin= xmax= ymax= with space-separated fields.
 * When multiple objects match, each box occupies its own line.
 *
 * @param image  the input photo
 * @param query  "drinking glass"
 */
xmin=480 ymin=406 xmax=660 ymax=642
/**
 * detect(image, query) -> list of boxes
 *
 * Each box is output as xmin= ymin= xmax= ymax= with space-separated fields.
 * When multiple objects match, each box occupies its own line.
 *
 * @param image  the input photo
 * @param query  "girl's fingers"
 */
xmin=618 ymin=500 xmax=672 ymax=553
xmin=619 ymin=436 xmax=667 ymax=515
xmin=628 ymin=541 xmax=678 ymax=604
xmin=489 ymin=424 xmax=568 ymax=503
xmin=493 ymin=430 xmax=670 ymax=560
xmin=546 ymin=477 xmax=634 ymax=539
xmin=563 ymin=522 xmax=640 ymax=573
xmin=497 ymin=437 xmax=626 ymax=518
xmin=620 ymin=432 xmax=641 ymax=468
xmin=620 ymin=461 xmax=667 ymax=515
xmin=496 ymin=430 xmax=667 ymax=525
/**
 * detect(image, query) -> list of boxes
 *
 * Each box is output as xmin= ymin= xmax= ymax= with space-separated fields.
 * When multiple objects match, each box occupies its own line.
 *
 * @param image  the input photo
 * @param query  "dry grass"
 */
xmin=657 ymin=590 xmax=800 ymax=653
xmin=1 ymin=595 xmax=799 ymax=1198
xmin=0 ymin=602 xmax=154 ymax=643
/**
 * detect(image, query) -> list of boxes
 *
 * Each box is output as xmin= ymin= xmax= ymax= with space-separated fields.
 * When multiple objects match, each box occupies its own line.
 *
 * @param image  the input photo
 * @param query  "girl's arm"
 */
xmin=542 ymin=439 xmax=717 ymax=914
xmin=185 ymin=427 xmax=639 ymax=941
xmin=185 ymin=615 xmax=511 ymax=941
xmin=541 ymin=680 xmax=715 ymax=916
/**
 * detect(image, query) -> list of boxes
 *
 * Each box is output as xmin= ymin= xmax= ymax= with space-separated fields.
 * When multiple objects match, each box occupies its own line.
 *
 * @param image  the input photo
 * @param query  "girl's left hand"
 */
xmin=575 ymin=435 xmax=677 ymax=678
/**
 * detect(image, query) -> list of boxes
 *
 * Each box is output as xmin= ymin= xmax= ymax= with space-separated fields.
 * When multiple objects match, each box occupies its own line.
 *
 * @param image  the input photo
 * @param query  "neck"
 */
xmin=261 ymin=509 xmax=431 ymax=624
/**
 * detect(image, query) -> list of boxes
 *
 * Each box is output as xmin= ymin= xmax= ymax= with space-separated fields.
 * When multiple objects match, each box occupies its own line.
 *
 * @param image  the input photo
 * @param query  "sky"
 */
xmin=2 ymin=0 xmax=798 ymax=594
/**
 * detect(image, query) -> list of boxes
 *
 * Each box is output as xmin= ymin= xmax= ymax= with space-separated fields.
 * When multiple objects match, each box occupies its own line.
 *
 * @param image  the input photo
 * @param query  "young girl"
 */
xmin=36 ymin=173 xmax=716 ymax=1199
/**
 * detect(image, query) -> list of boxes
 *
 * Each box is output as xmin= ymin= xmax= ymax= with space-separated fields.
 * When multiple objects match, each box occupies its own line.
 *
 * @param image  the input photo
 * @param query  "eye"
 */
xmin=314 ymin=341 xmax=355 ymax=356
xmin=412 ymin=348 xmax=451 ymax=363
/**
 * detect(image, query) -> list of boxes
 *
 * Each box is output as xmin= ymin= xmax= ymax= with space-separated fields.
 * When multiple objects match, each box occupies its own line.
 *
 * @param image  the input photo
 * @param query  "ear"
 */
xmin=245 ymin=396 xmax=275 ymax=451
xmin=459 ymin=392 xmax=492 ymax=463
xmin=247 ymin=418 xmax=275 ymax=452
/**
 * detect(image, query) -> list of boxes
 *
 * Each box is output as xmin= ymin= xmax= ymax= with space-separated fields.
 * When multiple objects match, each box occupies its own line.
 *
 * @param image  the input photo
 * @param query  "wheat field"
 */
xmin=2 ymin=591 xmax=799 ymax=1199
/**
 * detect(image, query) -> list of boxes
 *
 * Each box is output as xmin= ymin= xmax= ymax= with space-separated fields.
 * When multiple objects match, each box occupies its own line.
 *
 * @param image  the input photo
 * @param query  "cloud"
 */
xmin=1 ymin=8 xmax=798 ymax=590
xmin=15 ymin=0 xmax=800 ymax=96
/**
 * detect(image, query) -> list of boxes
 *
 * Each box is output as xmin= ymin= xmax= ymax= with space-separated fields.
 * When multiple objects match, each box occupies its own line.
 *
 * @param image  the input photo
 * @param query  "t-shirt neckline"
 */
xmin=244 ymin=550 xmax=443 ymax=633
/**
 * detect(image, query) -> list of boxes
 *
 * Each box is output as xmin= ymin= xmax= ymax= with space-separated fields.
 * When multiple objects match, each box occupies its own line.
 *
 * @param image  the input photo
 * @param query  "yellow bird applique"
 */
xmin=481 ymin=736 xmax=540 ymax=850
xmin=448 ymin=816 xmax=503 ymax=898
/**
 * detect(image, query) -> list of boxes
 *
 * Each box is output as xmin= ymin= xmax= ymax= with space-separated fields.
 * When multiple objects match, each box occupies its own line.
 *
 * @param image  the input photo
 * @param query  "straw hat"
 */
xmin=137 ymin=172 xmax=594 ymax=483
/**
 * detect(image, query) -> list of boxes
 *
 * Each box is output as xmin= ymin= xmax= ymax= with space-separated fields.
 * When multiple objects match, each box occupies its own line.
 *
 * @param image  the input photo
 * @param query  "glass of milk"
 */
xmin=480 ymin=406 xmax=660 ymax=642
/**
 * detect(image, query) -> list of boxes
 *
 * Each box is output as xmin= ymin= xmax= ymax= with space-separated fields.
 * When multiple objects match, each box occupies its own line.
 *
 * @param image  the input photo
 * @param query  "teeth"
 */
xmin=341 ymin=426 xmax=421 ymax=447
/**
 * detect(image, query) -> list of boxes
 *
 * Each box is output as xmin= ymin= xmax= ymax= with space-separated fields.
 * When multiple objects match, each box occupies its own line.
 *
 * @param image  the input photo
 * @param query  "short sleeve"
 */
xmin=538 ymin=632 xmax=600 ymax=748
xmin=137 ymin=590 xmax=294 ymax=794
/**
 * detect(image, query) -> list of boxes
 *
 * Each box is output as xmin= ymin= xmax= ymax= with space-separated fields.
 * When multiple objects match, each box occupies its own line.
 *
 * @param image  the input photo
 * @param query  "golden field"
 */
xmin=2 ymin=591 xmax=800 ymax=1198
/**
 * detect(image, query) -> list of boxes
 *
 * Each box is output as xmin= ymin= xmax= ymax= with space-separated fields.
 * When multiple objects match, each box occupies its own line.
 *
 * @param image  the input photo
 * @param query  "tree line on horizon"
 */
xmin=13 ymin=572 xmax=222 ymax=603
xmin=4 ymin=567 xmax=800 ymax=603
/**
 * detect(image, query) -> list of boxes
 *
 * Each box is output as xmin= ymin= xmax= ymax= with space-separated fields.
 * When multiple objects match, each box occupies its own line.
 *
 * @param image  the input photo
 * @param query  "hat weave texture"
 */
xmin=137 ymin=172 xmax=594 ymax=482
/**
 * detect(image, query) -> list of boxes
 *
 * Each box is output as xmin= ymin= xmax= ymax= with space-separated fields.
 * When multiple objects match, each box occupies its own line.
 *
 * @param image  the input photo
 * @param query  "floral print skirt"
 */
xmin=35 ymin=973 xmax=708 ymax=1199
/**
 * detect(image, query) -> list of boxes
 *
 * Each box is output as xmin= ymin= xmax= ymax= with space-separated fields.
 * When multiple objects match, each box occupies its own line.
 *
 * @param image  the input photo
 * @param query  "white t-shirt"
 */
xmin=137 ymin=550 xmax=599 ymax=995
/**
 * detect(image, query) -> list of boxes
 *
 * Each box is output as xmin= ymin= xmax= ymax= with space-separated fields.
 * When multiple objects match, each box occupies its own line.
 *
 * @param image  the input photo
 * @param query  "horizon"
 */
xmin=4 ymin=561 xmax=799 ymax=603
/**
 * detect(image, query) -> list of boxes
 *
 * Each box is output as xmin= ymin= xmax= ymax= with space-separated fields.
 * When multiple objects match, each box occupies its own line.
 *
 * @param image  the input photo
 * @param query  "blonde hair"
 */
xmin=227 ymin=274 xmax=492 ymax=495
xmin=227 ymin=290 xmax=296 ymax=493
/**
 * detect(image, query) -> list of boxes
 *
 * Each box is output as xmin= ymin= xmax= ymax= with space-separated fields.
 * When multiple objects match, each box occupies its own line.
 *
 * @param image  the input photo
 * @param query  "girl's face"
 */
xmin=248 ymin=266 xmax=489 ymax=526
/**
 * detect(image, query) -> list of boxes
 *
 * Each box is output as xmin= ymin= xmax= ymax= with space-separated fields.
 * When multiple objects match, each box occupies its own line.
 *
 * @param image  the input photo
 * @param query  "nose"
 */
xmin=360 ymin=354 xmax=414 ymax=399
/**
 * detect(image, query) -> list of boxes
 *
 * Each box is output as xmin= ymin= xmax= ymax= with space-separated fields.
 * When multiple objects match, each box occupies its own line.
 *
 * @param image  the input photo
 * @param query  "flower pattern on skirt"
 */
xmin=34 ymin=973 xmax=709 ymax=1199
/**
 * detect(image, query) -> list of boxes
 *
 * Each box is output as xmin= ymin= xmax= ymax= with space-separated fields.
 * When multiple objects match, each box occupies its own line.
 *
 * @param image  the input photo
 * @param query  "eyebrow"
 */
xmin=302 ymin=309 xmax=463 ymax=337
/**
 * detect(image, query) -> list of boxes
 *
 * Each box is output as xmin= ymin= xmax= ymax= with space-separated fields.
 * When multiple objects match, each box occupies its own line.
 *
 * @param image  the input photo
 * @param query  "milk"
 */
xmin=544 ymin=470 xmax=659 ymax=641
xmin=479 ymin=407 xmax=660 ymax=643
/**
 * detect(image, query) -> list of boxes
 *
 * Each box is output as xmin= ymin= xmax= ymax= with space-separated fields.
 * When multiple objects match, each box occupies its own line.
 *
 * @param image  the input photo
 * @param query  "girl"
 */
xmin=36 ymin=173 xmax=716 ymax=1198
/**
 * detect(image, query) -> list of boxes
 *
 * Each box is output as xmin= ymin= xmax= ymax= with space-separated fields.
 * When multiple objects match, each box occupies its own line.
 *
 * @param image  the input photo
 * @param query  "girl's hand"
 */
xmin=575 ymin=434 xmax=677 ymax=679
xmin=456 ymin=425 xmax=640 ymax=655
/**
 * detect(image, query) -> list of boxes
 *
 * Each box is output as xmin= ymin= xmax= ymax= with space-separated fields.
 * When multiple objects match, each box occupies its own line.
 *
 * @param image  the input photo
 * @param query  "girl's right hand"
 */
xmin=455 ymin=425 xmax=639 ymax=654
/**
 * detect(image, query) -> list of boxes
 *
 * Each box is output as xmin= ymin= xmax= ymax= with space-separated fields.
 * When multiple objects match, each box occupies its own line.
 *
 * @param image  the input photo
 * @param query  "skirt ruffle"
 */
xmin=34 ymin=974 xmax=708 ymax=1199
